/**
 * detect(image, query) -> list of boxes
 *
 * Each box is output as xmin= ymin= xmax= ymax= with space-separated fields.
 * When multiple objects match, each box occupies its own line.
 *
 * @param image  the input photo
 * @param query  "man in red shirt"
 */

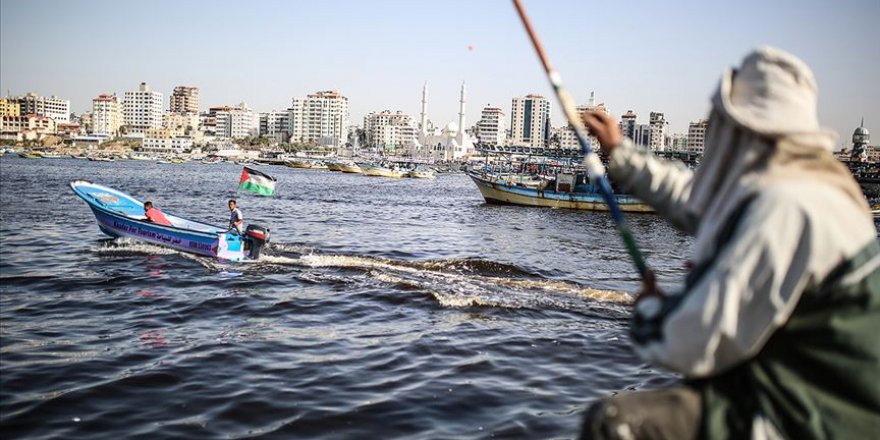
xmin=143 ymin=201 xmax=173 ymax=226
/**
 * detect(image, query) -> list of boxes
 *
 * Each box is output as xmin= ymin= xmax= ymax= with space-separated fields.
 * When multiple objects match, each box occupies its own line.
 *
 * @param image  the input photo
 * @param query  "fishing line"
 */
xmin=511 ymin=0 xmax=651 ymax=281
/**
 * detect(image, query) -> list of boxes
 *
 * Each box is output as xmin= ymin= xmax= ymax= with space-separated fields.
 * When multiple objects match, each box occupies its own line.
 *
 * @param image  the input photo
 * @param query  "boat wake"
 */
xmin=92 ymin=238 xmax=633 ymax=315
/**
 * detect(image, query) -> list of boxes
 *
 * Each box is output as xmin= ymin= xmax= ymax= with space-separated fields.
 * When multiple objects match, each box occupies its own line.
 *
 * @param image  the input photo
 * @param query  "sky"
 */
xmin=1 ymin=0 xmax=878 ymax=145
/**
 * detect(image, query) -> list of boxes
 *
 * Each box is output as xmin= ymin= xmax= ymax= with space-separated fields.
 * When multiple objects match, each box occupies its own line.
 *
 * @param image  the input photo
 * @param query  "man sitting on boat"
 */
xmin=143 ymin=201 xmax=173 ymax=226
xmin=228 ymin=199 xmax=244 ymax=234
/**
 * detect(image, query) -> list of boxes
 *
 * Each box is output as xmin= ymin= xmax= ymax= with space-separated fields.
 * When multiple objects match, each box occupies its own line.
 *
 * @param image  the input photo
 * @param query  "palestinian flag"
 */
xmin=238 ymin=166 xmax=276 ymax=196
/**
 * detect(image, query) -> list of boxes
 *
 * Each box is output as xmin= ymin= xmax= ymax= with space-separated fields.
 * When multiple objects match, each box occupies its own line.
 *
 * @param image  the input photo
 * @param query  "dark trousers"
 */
xmin=580 ymin=387 xmax=702 ymax=440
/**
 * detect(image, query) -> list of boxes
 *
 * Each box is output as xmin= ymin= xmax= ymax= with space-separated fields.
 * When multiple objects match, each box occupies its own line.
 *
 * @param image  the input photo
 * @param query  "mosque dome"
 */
xmin=444 ymin=122 xmax=459 ymax=135
xmin=853 ymin=123 xmax=870 ymax=144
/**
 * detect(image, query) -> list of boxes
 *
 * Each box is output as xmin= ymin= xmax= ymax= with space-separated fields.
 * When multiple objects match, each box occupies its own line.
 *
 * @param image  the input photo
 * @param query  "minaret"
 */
xmin=588 ymin=91 xmax=595 ymax=107
xmin=420 ymin=82 xmax=428 ymax=136
xmin=458 ymin=82 xmax=466 ymax=134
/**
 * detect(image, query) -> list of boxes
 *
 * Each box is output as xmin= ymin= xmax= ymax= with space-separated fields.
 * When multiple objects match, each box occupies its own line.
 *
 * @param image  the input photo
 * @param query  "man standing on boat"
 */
xmin=579 ymin=47 xmax=879 ymax=439
xmin=228 ymin=199 xmax=244 ymax=234
xmin=143 ymin=201 xmax=172 ymax=226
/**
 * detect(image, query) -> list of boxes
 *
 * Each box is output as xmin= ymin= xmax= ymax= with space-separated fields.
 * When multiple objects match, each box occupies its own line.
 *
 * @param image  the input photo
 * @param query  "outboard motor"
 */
xmin=244 ymin=224 xmax=270 ymax=259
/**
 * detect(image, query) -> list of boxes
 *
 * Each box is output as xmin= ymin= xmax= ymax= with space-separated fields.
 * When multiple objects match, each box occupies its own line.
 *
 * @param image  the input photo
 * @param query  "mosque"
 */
xmin=408 ymin=82 xmax=475 ymax=161
xmin=850 ymin=118 xmax=872 ymax=162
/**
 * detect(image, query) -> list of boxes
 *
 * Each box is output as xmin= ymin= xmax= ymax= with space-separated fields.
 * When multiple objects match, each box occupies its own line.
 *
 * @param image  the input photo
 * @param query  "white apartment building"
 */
xmin=259 ymin=110 xmax=290 ymax=140
xmin=649 ymin=112 xmax=667 ymax=151
xmin=16 ymin=93 xmax=70 ymax=123
xmin=667 ymin=133 xmax=688 ymax=152
xmin=212 ymin=103 xmax=259 ymax=139
xmin=142 ymin=135 xmax=193 ymax=154
xmin=91 ymin=93 xmax=122 ymax=137
xmin=510 ymin=94 xmax=551 ymax=148
xmin=687 ymin=119 xmax=709 ymax=154
xmin=288 ymin=90 xmax=349 ymax=148
xmin=475 ymin=106 xmax=506 ymax=147
xmin=123 ymin=82 xmax=164 ymax=135
xmin=557 ymin=97 xmax=610 ymax=151
xmin=170 ymin=86 xmax=199 ymax=115
xmin=364 ymin=110 xmax=417 ymax=152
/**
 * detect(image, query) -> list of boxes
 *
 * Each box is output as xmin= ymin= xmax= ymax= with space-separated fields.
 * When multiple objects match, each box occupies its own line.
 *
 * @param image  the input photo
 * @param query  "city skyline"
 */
xmin=1 ymin=0 xmax=878 ymax=144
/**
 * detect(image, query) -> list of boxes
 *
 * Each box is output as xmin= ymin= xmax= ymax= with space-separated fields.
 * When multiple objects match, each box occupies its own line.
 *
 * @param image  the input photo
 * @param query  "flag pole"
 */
xmin=511 ymin=0 xmax=650 ymax=281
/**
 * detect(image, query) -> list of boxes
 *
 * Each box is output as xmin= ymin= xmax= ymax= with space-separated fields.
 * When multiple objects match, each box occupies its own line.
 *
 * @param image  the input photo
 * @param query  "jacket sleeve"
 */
xmin=608 ymin=139 xmax=698 ymax=234
xmin=630 ymin=191 xmax=814 ymax=378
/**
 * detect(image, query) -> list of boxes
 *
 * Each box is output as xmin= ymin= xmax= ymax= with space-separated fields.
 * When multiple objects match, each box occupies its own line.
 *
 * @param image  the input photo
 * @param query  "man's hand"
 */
xmin=581 ymin=110 xmax=622 ymax=154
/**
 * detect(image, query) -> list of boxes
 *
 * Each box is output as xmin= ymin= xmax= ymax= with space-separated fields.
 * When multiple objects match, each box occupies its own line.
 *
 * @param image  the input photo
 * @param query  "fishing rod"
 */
xmin=511 ymin=0 xmax=651 ymax=283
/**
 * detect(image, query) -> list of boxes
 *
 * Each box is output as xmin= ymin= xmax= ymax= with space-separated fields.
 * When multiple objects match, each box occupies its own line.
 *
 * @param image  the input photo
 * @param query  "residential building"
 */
xmin=632 ymin=123 xmax=651 ymax=147
xmin=163 ymin=112 xmax=199 ymax=137
xmin=0 ymin=98 xmax=20 ymax=116
xmin=474 ymin=106 xmax=506 ymax=147
xmin=91 ymin=93 xmax=122 ymax=137
xmin=619 ymin=110 xmax=637 ymax=140
xmin=170 ymin=86 xmax=199 ymax=115
xmin=123 ymin=82 xmax=164 ymax=135
xmin=687 ymin=118 xmax=710 ymax=154
xmin=288 ymin=90 xmax=349 ymax=148
xmin=0 ymin=114 xmax=57 ymax=140
xmin=15 ymin=93 xmax=70 ymax=123
xmin=667 ymin=133 xmax=688 ymax=152
xmin=364 ymin=110 xmax=418 ymax=152
xmin=557 ymin=92 xmax=608 ymax=151
xmin=510 ymin=94 xmax=551 ymax=148
xmin=649 ymin=112 xmax=667 ymax=151
xmin=259 ymin=110 xmax=290 ymax=140
xmin=211 ymin=103 xmax=258 ymax=139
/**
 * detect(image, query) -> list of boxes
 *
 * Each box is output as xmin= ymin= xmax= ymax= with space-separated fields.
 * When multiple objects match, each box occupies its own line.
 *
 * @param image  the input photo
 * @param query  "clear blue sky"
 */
xmin=1 ymin=0 xmax=877 ymax=145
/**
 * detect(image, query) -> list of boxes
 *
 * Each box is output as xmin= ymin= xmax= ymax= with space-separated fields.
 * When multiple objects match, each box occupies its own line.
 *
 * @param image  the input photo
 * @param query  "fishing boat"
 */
xmin=338 ymin=161 xmax=363 ymax=174
xmin=406 ymin=167 xmax=436 ymax=179
xmin=467 ymin=169 xmax=652 ymax=212
xmin=359 ymin=162 xmax=405 ymax=178
xmin=70 ymin=180 xmax=270 ymax=261
xmin=18 ymin=151 xmax=42 ymax=159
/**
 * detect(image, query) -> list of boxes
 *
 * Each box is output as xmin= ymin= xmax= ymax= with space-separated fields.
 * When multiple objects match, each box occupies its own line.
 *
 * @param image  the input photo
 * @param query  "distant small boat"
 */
xmin=359 ymin=163 xmax=405 ymax=178
xmin=88 ymin=156 xmax=115 ymax=162
xmin=70 ymin=180 xmax=270 ymax=262
xmin=406 ymin=168 xmax=436 ymax=179
xmin=18 ymin=151 xmax=43 ymax=159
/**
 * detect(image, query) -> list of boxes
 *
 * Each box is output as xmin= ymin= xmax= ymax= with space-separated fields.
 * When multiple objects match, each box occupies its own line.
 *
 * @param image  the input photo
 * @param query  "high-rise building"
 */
xmin=123 ymin=82 xmax=164 ymax=135
xmin=510 ymin=94 xmax=551 ymax=148
xmin=475 ymin=106 xmax=506 ymax=147
xmin=15 ymin=93 xmax=70 ymax=123
xmin=687 ymin=118 xmax=710 ymax=154
xmin=91 ymin=93 xmax=122 ymax=136
xmin=211 ymin=103 xmax=258 ymax=139
xmin=170 ymin=86 xmax=199 ymax=115
xmin=0 ymin=98 xmax=20 ymax=116
xmin=288 ymin=90 xmax=349 ymax=148
xmin=555 ymin=92 xmax=609 ymax=151
xmin=649 ymin=112 xmax=668 ymax=151
xmin=619 ymin=110 xmax=637 ymax=140
xmin=363 ymin=110 xmax=418 ymax=152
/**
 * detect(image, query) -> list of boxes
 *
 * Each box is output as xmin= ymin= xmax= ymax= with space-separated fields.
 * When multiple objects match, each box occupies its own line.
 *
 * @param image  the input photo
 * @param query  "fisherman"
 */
xmin=142 ymin=201 xmax=172 ymax=226
xmin=228 ymin=199 xmax=244 ymax=234
xmin=579 ymin=47 xmax=879 ymax=439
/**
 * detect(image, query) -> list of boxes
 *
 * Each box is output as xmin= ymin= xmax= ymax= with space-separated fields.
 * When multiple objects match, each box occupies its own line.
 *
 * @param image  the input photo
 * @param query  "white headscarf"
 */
xmin=685 ymin=47 xmax=869 ymax=263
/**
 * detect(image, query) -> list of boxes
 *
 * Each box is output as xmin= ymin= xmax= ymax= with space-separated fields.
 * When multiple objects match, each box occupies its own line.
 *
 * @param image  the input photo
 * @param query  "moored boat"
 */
xmin=467 ymin=170 xmax=652 ymax=212
xmin=406 ymin=167 xmax=436 ymax=179
xmin=359 ymin=163 xmax=405 ymax=178
xmin=70 ymin=180 xmax=270 ymax=261
xmin=18 ymin=151 xmax=43 ymax=159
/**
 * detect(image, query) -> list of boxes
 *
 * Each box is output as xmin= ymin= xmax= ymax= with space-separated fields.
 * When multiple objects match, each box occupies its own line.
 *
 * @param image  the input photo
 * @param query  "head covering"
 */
xmin=686 ymin=47 xmax=869 ymax=263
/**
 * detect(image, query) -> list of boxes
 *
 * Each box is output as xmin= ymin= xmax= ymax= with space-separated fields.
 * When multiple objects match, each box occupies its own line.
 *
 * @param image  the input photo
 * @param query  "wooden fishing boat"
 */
xmin=467 ymin=170 xmax=652 ymax=212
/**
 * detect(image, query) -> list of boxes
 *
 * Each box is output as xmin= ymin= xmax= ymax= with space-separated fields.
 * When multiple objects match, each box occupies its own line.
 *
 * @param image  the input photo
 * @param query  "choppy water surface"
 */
xmin=0 ymin=156 xmax=689 ymax=439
